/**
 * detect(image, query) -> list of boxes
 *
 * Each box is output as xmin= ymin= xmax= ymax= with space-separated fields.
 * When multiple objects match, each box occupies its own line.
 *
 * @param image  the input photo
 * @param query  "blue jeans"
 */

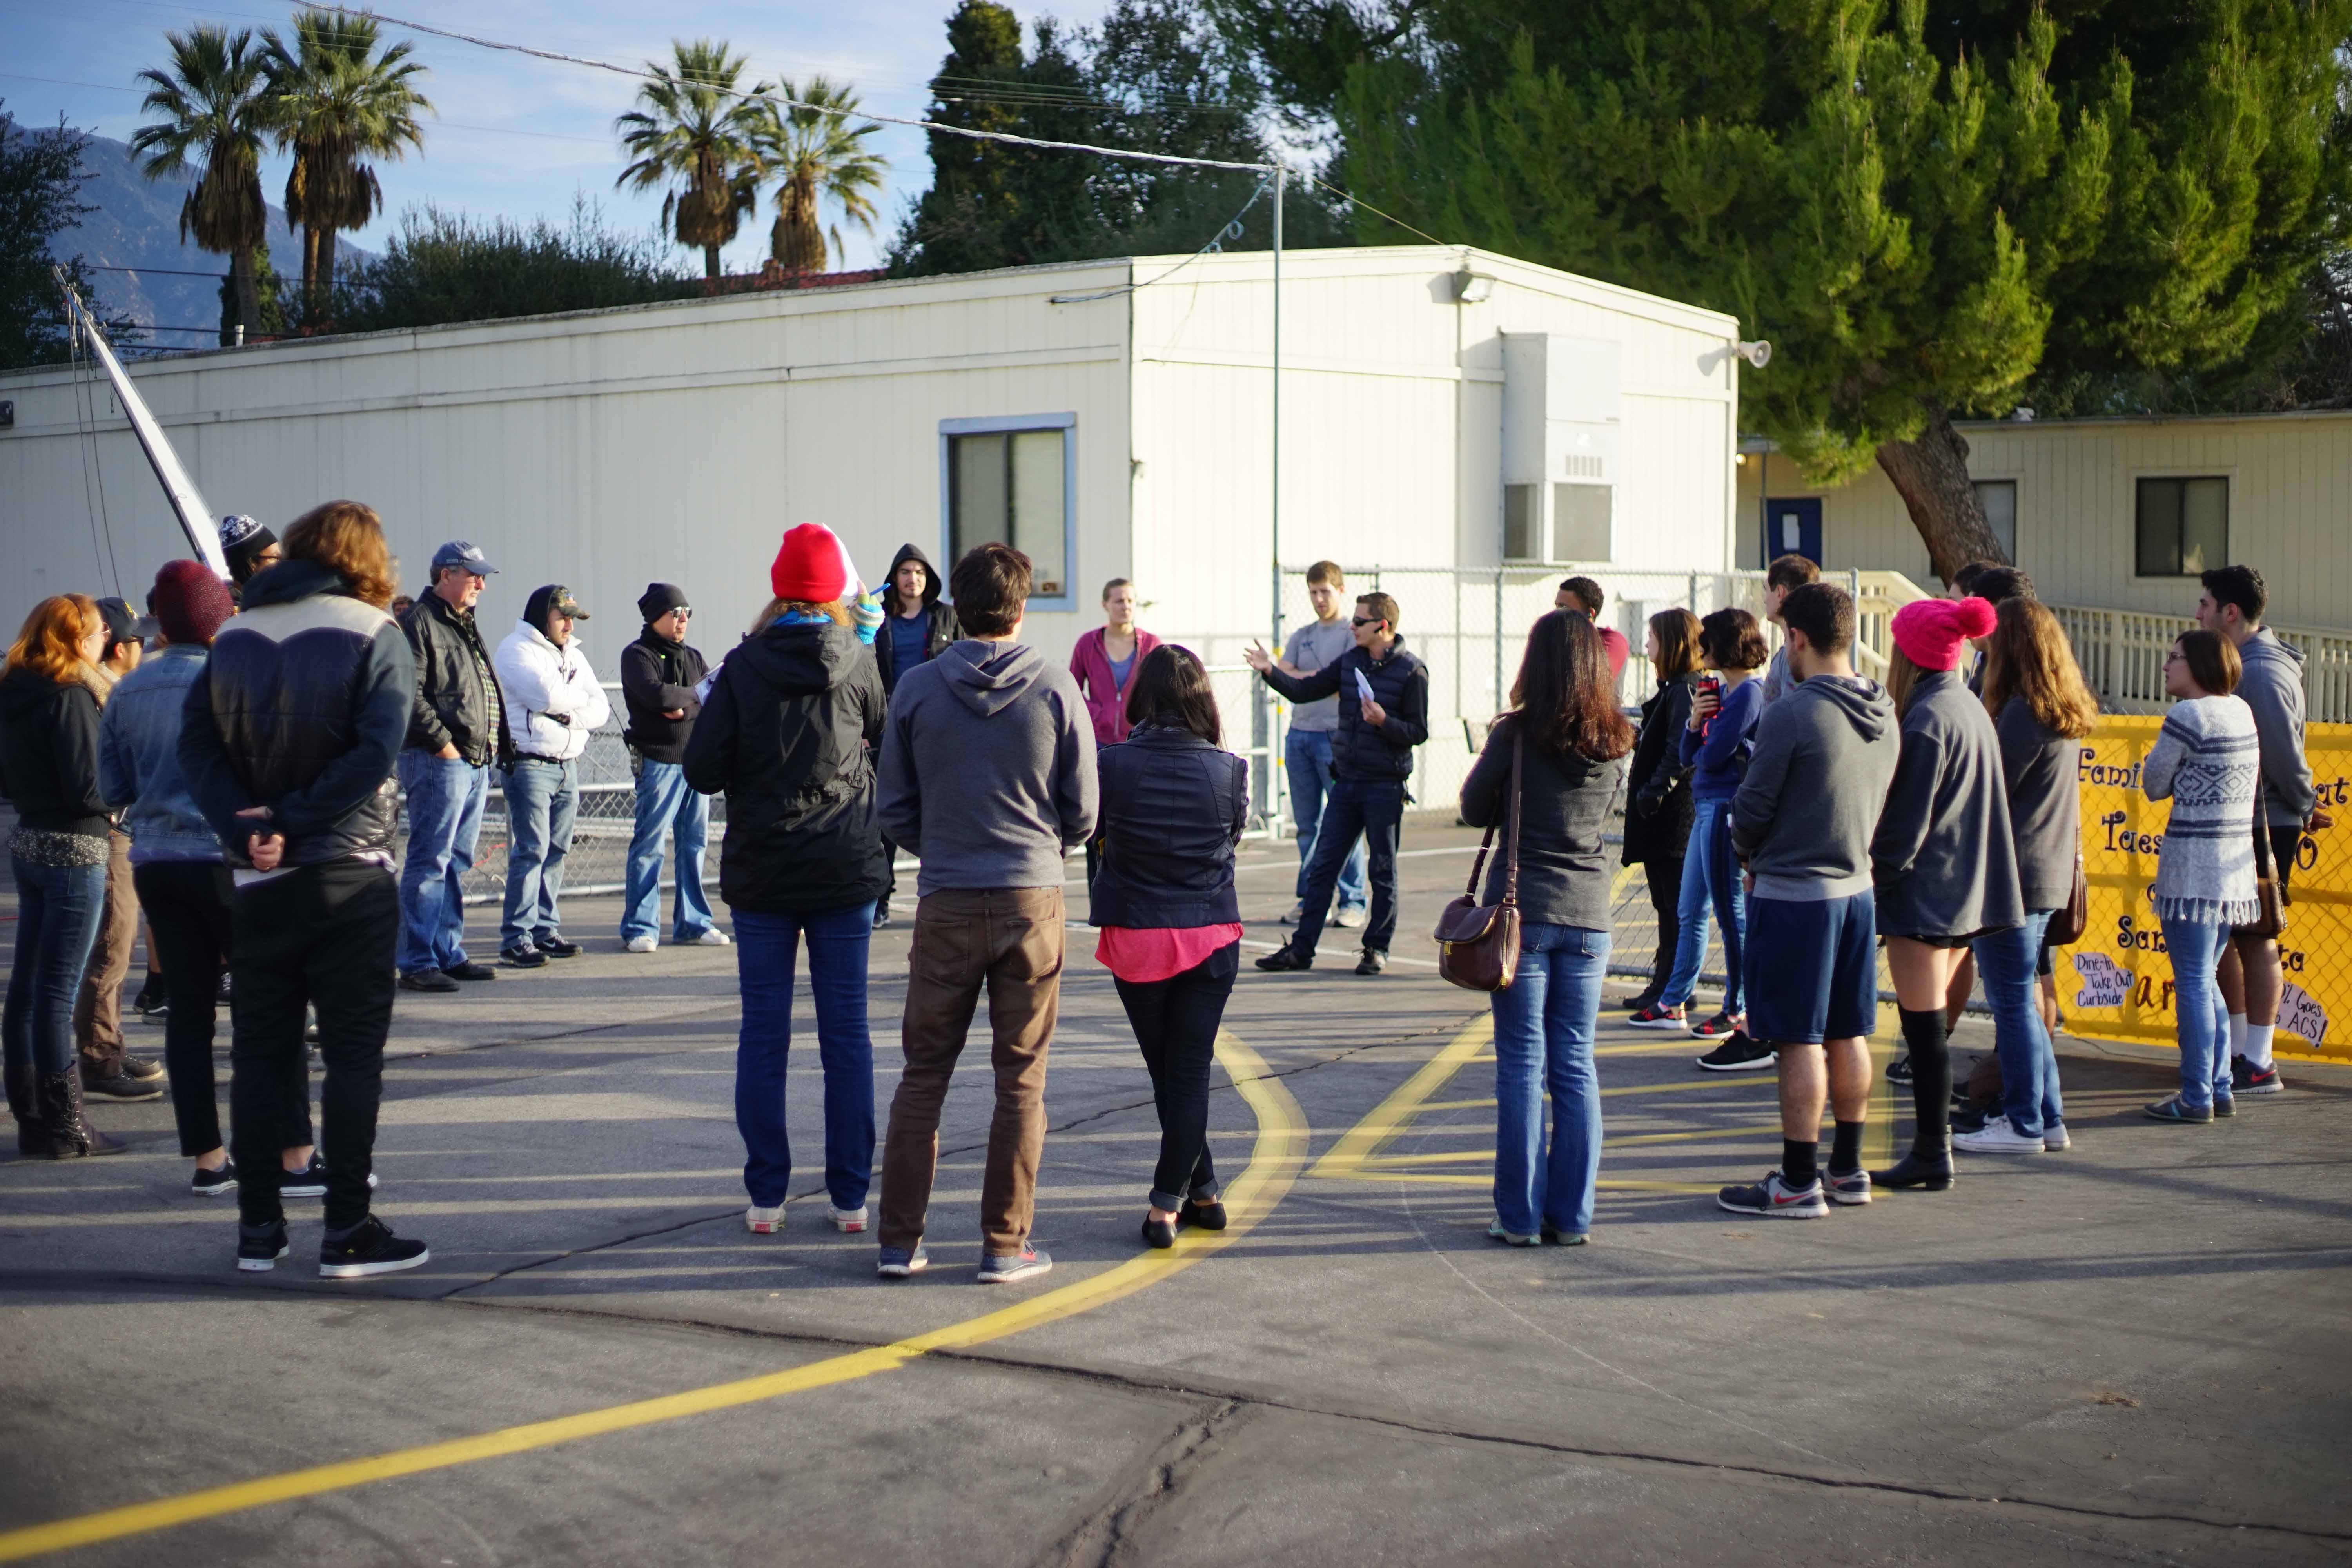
xmin=1971 ymin=909 xmax=2064 ymax=1137
xmin=4 ymin=855 xmax=107 ymax=1077
xmin=1663 ymin=797 xmax=1746 ymax=1014
xmin=735 ymin=904 xmax=877 ymax=1212
xmin=1490 ymin=924 xmax=1610 ymax=1237
xmin=1285 ymin=727 xmax=1366 ymax=909
xmin=396 ymin=751 xmax=489 ymax=973
xmin=1291 ymin=776 xmax=1404 ymax=958
xmin=620 ymin=760 xmax=715 ymax=942
xmin=500 ymin=758 xmax=579 ymax=949
xmin=2160 ymin=916 xmax=2234 ymax=1109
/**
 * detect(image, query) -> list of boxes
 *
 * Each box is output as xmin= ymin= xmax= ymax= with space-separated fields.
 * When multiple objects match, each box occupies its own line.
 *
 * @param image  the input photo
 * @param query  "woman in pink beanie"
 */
xmin=1866 ymin=596 xmax=2025 ymax=1192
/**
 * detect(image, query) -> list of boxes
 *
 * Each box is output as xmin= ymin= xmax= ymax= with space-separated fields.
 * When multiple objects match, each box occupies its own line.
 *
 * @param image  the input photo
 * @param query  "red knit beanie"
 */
xmin=769 ymin=523 xmax=849 ymax=604
xmin=1890 ymin=596 xmax=1998 ymax=672
xmin=151 ymin=559 xmax=235 ymax=646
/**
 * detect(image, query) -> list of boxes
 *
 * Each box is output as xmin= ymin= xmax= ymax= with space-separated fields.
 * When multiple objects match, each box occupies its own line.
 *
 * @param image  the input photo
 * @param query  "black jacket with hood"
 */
xmin=1621 ymin=672 xmax=1697 ymax=866
xmin=681 ymin=617 xmax=887 ymax=915
xmin=872 ymin=542 xmax=962 ymax=694
xmin=400 ymin=586 xmax=511 ymax=768
xmin=0 ymin=667 xmax=109 ymax=837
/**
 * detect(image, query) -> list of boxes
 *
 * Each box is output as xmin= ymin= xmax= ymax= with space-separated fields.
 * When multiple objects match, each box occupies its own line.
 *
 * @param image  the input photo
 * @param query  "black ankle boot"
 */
xmin=1873 ymin=1137 xmax=1954 ymax=1191
xmin=32 ymin=1071 xmax=127 ymax=1159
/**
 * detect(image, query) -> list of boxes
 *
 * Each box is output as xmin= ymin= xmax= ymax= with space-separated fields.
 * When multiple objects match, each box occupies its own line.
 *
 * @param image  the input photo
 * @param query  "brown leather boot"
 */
xmin=32 ymin=1070 xmax=127 ymax=1158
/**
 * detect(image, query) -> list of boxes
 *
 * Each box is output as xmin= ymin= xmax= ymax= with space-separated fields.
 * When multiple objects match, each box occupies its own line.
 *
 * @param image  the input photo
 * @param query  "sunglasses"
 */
xmin=668 ymin=607 xmax=693 ymax=619
xmin=1350 ymin=615 xmax=1383 ymax=628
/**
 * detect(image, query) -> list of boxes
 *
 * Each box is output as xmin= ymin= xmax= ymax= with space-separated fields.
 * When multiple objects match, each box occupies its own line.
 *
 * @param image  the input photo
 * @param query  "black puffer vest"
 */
xmin=1089 ymin=722 xmax=1248 ymax=929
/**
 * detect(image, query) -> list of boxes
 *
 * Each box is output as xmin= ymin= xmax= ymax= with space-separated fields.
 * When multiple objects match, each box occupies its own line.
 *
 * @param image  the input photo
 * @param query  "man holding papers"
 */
xmin=1246 ymin=592 xmax=1428 ymax=975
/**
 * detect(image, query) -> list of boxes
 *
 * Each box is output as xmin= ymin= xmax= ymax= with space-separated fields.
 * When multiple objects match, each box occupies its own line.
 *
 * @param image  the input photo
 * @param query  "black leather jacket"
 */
xmin=1088 ymin=722 xmax=1247 ymax=929
xmin=1622 ymin=673 xmax=1697 ymax=866
xmin=400 ymin=588 xmax=510 ymax=767
xmin=1262 ymin=636 xmax=1430 ymax=784
xmin=0 ymin=668 xmax=109 ymax=836
xmin=179 ymin=559 xmax=417 ymax=869
xmin=681 ymin=618 xmax=887 ymax=915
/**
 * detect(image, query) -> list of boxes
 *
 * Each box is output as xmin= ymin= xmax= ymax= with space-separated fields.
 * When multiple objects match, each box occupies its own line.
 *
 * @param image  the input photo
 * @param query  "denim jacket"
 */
xmin=97 ymin=643 xmax=222 ymax=864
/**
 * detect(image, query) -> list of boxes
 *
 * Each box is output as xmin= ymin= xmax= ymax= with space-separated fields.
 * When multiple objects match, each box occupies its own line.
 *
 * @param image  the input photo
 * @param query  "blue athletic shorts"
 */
xmin=1742 ymin=889 xmax=1878 ymax=1046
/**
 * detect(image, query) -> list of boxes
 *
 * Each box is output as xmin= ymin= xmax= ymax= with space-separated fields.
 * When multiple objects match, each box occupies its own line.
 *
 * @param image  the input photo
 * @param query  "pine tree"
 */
xmin=1223 ymin=0 xmax=2352 ymax=581
xmin=217 ymin=242 xmax=288 ymax=343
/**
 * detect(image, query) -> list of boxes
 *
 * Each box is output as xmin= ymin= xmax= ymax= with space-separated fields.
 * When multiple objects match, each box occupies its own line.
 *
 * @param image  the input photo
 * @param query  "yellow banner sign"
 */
xmin=2060 ymin=717 xmax=2352 ymax=1064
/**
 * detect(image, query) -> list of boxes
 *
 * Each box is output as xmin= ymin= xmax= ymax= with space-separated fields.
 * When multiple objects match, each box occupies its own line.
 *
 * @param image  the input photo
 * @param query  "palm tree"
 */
xmin=130 ymin=25 xmax=272 ymax=341
xmin=615 ymin=40 xmax=772 ymax=279
xmin=759 ymin=77 xmax=887 ymax=274
xmin=263 ymin=8 xmax=432 ymax=321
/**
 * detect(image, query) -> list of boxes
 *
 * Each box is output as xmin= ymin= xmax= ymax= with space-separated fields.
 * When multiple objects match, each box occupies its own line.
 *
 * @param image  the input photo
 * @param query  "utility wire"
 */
xmin=329 ymin=7 xmax=1276 ymax=175
xmin=1049 ymin=178 xmax=1275 ymax=304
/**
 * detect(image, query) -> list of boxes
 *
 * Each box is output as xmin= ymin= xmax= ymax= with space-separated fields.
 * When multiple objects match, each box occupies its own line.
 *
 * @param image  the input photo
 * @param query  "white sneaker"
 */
xmin=1953 ymin=1120 xmax=2045 ymax=1154
xmin=828 ymin=1205 xmax=868 ymax=1233
xmin=1332 ymin=906 xmax=1365 ymax=929
xmin=745 ymin=1204 xmax=786 ymax=1234
xmin=692 ymin=928 xmax=733 ymax=947
xmin=1280 ymin=902 xmax=1303 ymax=924
xmin=2041 ymin=1123 xmax=2071 ymax=1151
xmin=623 ymin=935 xmax=657 ymax=954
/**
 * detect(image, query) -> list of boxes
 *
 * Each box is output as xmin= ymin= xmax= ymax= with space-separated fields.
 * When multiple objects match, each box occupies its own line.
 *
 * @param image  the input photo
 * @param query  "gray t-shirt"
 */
xmin=1281 ymin=620 xmax=1355 ymax=732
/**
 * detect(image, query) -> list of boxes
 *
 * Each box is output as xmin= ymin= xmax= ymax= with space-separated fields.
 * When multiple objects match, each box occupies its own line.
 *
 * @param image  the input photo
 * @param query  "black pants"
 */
xmin=231 ymin=860 xmax=397 ymax=1229
xmin=1112 ymin=941 xmax=1239 ymax=1211
xmin=1643 ymin=857 xmax=1683 ymax=987
xmin=135 ymin=860 xmax=311 ymax=1158
xmin=1290 ymin=777 xmax=1405 ymax=958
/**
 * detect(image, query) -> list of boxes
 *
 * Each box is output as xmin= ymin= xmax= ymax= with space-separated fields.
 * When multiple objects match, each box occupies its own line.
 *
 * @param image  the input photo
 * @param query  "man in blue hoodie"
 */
xmin=2196 ymin=565 xmax=2316 ymax=1094
xmin=873 ymin=543 xmax=1096 ymax=1284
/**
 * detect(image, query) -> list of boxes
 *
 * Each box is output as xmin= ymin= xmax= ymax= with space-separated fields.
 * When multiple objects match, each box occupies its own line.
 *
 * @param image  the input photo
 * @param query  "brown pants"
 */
xmin=73 ymin=831 xmax=138 ymax=1070
xmin=879 ymin=887 xmax=1065 ymax=1256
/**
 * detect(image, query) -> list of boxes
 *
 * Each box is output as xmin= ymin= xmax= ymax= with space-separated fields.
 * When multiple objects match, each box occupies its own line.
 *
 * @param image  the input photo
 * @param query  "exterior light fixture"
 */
xmin=1452 ymin=269 xmax=1496 ymax=304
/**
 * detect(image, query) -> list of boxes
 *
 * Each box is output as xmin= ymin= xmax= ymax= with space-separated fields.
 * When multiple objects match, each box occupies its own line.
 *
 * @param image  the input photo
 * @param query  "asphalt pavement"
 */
xmin=2 ymin=823 xmax=2348 ymax=1567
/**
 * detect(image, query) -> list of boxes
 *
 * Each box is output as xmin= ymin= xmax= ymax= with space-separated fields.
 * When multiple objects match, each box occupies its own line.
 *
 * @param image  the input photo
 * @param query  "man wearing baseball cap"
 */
xmin=395 ymin=541 xmax=510 ymax=993
xmin=493 ymin=585 xmax=610 ymax=966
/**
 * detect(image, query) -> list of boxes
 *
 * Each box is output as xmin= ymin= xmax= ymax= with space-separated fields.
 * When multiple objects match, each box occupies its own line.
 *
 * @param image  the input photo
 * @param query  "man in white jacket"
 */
xmin=493 ymin=585 xmax=611 ymax=967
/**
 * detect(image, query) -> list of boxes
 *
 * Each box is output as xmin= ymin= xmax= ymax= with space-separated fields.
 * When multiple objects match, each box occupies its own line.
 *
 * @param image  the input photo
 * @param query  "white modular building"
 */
xmin=0 ymin=243 xmax=1744 ymax=804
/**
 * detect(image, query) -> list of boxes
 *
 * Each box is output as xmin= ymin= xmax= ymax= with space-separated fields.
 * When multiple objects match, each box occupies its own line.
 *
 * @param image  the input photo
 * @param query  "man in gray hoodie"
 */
xmin=1717 ymin=583 xmax=1900 ymax=1219
xmin=874 ymin=543 xmax=1097 ymax=1283
xmin=2196 ymin=565 xmax=2315 ymax=1093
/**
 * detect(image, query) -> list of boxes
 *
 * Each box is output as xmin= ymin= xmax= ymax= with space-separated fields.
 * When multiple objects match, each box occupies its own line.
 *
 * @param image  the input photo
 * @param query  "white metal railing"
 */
xmin=2047 ymin=606 xmax=2352 ymax=722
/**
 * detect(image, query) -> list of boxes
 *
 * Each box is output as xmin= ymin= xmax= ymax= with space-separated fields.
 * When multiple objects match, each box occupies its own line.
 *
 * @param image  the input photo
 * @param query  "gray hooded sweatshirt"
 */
xmin=1731 ymin=673 xmax=1900 ymax=900
xmin=877 ymin=639 xmax=1097 ymax=893
xmin=2237 ymin=627 xmax=2315 ymax=829
xmin=1870 ymin=669 xmax=2025 ymax=939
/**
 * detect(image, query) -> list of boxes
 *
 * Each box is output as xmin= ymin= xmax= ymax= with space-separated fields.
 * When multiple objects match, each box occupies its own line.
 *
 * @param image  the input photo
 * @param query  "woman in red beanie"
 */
xmin=1866 ymin=596 xmax=2025 ymax=1191
xmin=689 ymin=523 xmax=888 ymax=1238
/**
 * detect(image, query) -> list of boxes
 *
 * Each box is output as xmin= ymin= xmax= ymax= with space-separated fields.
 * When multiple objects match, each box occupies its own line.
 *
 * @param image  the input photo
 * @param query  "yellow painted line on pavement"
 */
xmin=0 ymin=1031 xmax=1306 ymax=1565
xmin=1305 ymin=1014 xmax=1492 ymax=1181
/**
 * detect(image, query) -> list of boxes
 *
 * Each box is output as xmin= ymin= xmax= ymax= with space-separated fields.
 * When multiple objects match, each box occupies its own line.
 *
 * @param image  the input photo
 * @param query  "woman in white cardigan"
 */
xmin=2142 ymin=629 xmax=2262 ymax=1124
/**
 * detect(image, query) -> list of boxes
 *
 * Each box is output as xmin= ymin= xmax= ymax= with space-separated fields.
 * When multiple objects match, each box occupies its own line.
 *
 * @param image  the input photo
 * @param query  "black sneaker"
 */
xmin=500 ymin=944 xmax=548 ymax=969
xmin=872 ymin=907 xmax=894 ymax=930
xmin=1254 ymin=943 xmax=1312 ymax=972
xmin=399 ymin=968 xmax=460 ymax=993
xmin=444 ymin=960 xmax=499 ymax=982
xmin=1694 ymin=1033 xmax=1776 ymax=1072
xmin=217 ymin=971 xmax=233 ymax=1004
xmin=319 ymin=1216 xmax=431 ymax=1279
xmin=1887 ymin=1054 xmax=1914 ymax=1085
xmin=2231 ymin=1055 xmax=2284 ymax=1094
xmin=191 ymin=1159 xmax=238 ymax=1197
xmin=1715 ymin=1169 xmax=1828 ymax=1218
xmin=134 ymin=976 xmax=168 ymax=1019
xmin=279 ymin=1153 xmax=379 ymax=1198
xmin=236 ymin=1220 xmax=289 ymax=1272
xmin=535 ymin=936 xmax=583 ymax=959
xmin=1355 ymin=949 xmax=1388 ymax=976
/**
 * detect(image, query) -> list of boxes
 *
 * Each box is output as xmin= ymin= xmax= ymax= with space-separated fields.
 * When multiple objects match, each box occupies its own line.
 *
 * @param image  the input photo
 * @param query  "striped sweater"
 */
xmin=2143 ymin=694 xmax=2262 ymax=927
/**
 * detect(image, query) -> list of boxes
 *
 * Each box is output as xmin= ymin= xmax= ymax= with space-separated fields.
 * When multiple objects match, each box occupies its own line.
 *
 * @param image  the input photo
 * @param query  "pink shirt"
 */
xmin=1094 ymin=924 xmax=1244 ymax=984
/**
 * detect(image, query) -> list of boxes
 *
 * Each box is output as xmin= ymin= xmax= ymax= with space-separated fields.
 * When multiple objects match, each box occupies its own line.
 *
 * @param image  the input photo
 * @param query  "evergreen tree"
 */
xmin=217 ymin=243 xmax=288 ymax=344
xmin=0 ymin=107 xmax=134 ymax=370
xmin=1220 ymin=0 xmax=2352 ymax=581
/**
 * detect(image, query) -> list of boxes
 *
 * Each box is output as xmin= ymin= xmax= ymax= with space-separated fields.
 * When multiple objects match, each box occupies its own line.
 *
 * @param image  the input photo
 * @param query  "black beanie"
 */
xmin=638 ymin=582 xmax=689 ymax=621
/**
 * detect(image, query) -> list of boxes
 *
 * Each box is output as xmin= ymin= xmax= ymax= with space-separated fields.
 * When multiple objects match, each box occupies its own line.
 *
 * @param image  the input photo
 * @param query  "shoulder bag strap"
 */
xmin=1501 ymin=732 xmax=1524 ymax=907
xmin=2253 ymin=790 xmax=2276 ymax=880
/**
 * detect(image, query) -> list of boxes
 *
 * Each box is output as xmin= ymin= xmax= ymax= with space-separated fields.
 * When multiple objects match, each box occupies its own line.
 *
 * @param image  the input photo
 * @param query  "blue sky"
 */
xmin=3 ymin=0 xmax=1118 ymax=273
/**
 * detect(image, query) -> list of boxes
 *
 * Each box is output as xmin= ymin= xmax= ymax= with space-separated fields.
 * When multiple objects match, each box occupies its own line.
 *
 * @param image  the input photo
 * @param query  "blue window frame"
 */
xmin=940 ymin=412 xmax=1077 ymax=611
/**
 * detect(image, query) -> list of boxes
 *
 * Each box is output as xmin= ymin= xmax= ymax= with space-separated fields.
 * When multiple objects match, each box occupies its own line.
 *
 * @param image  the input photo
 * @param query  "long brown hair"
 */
xmin=1504 ymin=609 xmax=1634 ymax=761
xmin=283 ymin=501 xmax=396 ymax=609
xmin=1648 ymin=608 xmax=1702 ymax=682
xmin=1981 ymin=599 xmax=2097 ymax=738
xmin=1125 ymin=643 xmax=1221 ymax=746
xmin=4 ymin=595 xmax=100 ymax=685
xmin=1886 ymin=644 xmax=1921 ymax=716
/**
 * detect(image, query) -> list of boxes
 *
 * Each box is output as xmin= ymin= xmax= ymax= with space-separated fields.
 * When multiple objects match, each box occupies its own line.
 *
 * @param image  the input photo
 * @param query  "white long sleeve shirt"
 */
xmin=494 ymin=622 xmax=610 ymax=763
